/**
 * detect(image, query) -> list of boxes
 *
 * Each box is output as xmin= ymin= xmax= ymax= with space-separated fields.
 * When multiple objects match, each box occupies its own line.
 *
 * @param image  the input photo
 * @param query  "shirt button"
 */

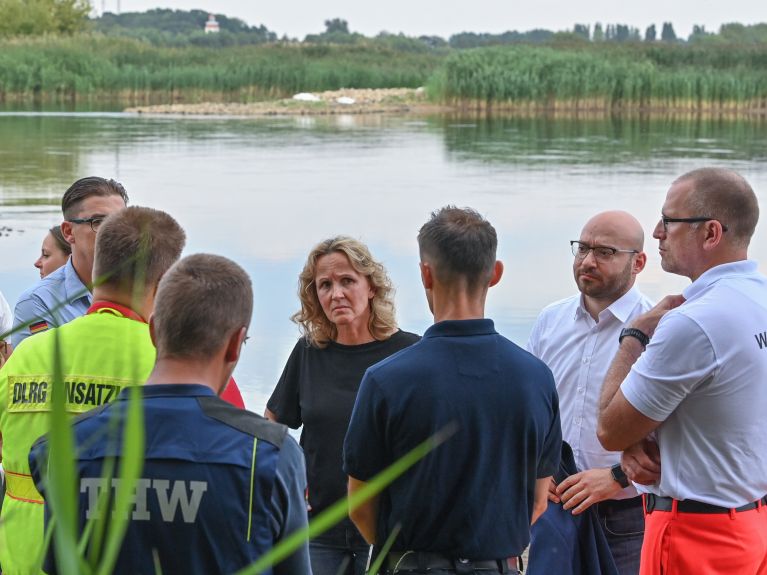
xmin=574 ymin=417 xmax=582 ymax=426
xmin=582 ymin=357 xmax=589 ymax=364
xmin=577 ymin=387 xmax=584 ymax=394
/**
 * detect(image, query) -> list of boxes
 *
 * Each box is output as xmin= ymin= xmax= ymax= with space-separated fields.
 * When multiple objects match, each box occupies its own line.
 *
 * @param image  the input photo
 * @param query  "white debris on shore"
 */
xmin=292 ymin=92 xmax=322 ymax=102
xmin=125 ymin=88 xmax=437 ymax=116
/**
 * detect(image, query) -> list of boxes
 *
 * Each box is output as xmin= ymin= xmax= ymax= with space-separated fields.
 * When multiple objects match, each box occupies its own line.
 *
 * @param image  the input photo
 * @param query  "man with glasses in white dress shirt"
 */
xmin=527 ymin=211 xmax=653 ymax=574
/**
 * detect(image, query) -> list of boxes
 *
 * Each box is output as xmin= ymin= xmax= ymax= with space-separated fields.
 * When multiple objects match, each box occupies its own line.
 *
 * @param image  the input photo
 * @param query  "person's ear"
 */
xmin=224 ymin=326 xmax=247 ymax=363
xmin=420 ymin=262 xmax=433 ymax=289
xmin=702 ymin=220 xmax=726 ymax=251
xmin=488 ymin=261 xmax=504 ymax=287
xmin=148 ymin=315 xmax=158 ymax=347
xmin=60 ymin=221 xmax=75 ymax=245
xmin=633 ymin=252 xmax=647 ymax=274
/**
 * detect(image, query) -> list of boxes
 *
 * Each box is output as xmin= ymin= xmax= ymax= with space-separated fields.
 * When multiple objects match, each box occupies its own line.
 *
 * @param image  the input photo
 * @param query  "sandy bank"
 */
xmin=124 ymin=88 xmax=450 ymax=116
xmin=124 ymin=88 xmax=767 ymax=118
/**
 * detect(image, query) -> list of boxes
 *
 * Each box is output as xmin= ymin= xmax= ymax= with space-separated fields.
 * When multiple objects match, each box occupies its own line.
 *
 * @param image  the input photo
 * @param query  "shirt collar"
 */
xmin=87 ymin=300 xmax=147 ymax=323
xmin=683 ymin=260 xmax=758 ymax=300
xmin=63 ymin=257 xmax=92 ymax=305
xmin=117 ymin=384 xmax=217 ymax=400
xmin=575 ymin=284 xmax=644 ymax=324
xmin=423 ymin=318 xmax=497 ymax=339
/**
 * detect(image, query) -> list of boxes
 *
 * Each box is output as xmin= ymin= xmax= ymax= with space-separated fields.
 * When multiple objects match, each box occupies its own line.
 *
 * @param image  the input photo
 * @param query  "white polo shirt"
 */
xmin=622 ymin=260 xmax=767 ymax=507
xmin=528 ymin=285 xmax=654 ymax=499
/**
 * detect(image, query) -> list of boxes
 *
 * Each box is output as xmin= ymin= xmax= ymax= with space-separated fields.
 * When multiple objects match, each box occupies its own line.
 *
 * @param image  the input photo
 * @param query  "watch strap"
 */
xmin=619 ymin=327 xmax=650 ymax=349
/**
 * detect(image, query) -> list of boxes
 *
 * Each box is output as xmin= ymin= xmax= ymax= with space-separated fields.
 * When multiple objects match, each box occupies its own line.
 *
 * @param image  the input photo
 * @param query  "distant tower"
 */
xmin=204 ymin=14 xmax=220 ymax=34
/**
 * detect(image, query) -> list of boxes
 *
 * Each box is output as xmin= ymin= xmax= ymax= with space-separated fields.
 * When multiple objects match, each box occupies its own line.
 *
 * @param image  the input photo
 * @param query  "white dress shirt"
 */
xmin=528 ymin=285 xmax=654 ymax=499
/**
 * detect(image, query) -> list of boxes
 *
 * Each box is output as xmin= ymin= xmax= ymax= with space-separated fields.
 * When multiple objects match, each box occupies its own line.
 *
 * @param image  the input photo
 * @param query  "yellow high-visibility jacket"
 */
xmin=0 ymin=305 xmax=155 ymax=575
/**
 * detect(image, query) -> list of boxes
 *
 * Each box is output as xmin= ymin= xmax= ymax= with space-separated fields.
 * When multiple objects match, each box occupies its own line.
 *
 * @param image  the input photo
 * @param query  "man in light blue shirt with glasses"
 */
xmin=12 ymin=177 xmax=128 ymax=346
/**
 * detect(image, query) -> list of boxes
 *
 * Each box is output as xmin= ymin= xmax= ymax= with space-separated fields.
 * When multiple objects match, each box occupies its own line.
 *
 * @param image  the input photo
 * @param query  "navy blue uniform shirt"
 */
xmin=30 ymin=384 xmax=311 ymax=575
xmin=343 ymin=319 xmax=562 ymax=558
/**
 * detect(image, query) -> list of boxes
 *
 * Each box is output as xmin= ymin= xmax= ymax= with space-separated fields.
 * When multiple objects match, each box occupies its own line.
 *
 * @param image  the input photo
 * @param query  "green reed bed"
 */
xmin=429 ymin=45 xmax=767 ymax=112
xmin=0 ymin=35 xmax=441 ymax=103
xmin=3 ymin=35 xmax=767 ymax=111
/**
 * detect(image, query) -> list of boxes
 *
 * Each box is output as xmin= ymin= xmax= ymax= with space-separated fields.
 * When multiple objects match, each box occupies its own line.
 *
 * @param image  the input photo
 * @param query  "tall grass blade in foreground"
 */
xmin=92 ymin=231 xmax=152 ymax=575
xmin=234 ymin=422 xmax=458 ymax=575
xmin=367 ymin=524 xmax=402 ymax=575
xmin=93 ymin=386 xmax=145 ymax=575
xmin=45 ymin=329 xmax=82 ymax=574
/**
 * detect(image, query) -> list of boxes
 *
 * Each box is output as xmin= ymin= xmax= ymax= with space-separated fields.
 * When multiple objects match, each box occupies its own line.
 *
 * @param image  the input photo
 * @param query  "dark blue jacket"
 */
xmin=528 ymin=442 xmax=619 ymax=575
xmin=30 ymin=384 xmax=311 ymax=575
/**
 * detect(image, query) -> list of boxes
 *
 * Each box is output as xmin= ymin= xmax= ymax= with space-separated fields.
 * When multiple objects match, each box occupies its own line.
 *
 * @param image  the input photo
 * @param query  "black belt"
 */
xmin=644 ymin=493 xmax=767 ymax=514
xmin=598 ymin=495 xmax=643 ymax=513
xmin=386 ymin=551 xmax=519 ymax=573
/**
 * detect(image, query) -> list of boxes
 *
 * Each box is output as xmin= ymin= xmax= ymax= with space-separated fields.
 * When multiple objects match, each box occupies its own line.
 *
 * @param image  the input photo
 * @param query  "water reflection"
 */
xmin=440 ymin=114 xmax=767 ymax=166
xmin=1 ymin=111 xmax=765 ymax=411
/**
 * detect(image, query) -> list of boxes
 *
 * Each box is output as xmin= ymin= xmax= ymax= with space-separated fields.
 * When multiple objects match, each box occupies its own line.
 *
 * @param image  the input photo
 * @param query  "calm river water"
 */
xmin=1 ymin=111 xmax=766 ymax=412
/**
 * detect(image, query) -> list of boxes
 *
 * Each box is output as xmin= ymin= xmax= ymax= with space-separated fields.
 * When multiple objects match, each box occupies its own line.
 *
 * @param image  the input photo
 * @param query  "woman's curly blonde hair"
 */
xmin=292 ymin=236 xmax=398 ymax=348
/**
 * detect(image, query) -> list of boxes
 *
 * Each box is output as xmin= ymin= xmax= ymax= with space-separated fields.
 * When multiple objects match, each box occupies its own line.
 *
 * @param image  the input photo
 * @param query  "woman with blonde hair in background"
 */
xmin=266 ymin=236 xmax=419 ymax=575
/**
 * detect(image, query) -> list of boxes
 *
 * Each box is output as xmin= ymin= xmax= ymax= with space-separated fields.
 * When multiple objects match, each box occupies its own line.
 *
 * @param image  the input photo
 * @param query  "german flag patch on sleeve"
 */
xmin=29 ymin=320 xmax=49 ymax=334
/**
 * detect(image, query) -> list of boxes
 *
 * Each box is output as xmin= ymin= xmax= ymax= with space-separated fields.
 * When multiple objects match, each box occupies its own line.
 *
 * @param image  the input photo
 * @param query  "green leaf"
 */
xmin=95 ymin=385 xmax=145 ymax=575
xmin=47 ymin=329 xmax=86 ymax=574
xmin=234 ymin=422 xmax=457 ymax=575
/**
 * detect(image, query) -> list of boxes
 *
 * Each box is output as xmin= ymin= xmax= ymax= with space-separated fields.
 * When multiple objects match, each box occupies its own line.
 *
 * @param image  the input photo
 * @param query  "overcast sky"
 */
xmin=101 ymin=0 xmax=764 ymax=39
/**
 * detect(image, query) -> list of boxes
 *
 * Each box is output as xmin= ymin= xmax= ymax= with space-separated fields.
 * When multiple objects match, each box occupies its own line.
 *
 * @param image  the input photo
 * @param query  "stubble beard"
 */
xmin=576 ymin=258 xmax=634 ymax=302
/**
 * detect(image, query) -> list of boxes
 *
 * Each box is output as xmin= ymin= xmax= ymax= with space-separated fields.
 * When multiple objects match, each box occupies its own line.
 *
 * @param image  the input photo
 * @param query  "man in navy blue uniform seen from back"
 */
xmin=343 ymin=206 xmax=562 ymax=575
xmin=30 ymin=254 xmax=311 ymax=575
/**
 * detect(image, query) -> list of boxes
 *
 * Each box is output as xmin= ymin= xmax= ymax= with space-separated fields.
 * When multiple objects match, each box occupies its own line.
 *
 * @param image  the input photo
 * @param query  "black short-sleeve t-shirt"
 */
xmin=267 ymin=330 xmax=420 ymax=516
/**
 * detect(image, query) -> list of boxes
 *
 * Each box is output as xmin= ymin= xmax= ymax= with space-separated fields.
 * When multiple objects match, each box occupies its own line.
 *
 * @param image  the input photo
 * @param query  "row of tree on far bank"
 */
xmin=92 ymin=13 xmax=767 ymax=49
xmin=1 ymin=3 xmax=767 ymax=50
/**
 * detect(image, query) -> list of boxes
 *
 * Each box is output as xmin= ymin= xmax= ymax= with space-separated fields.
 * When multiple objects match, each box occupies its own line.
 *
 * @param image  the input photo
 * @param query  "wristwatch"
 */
xmin=619 ymin=327 xmax=650 ymax=349
xmin=610 ymin=463 xmax=630 ymax=488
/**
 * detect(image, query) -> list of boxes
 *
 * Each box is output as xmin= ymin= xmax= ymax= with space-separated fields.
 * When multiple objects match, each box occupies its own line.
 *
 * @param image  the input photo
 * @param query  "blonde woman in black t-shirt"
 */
xmin=266 ymin=236 xmax=419 ymax=575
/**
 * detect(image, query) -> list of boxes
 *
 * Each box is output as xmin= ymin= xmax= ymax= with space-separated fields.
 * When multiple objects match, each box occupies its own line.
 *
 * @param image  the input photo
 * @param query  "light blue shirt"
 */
xmin=11 ymin=258 xmax=92 ymax=347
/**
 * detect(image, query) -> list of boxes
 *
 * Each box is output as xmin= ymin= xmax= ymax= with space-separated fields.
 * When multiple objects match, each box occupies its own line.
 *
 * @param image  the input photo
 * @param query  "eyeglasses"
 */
xmin=660 ymin=215 xmax=728 ymax=233
xmin=67 ymin=216 xmax=105 ymax=232
xmin=570 ymin=241 xmax=639 ymax=262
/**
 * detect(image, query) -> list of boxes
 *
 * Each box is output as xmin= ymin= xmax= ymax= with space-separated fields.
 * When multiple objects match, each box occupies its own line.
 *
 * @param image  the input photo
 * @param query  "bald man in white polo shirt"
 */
xmin=528 ymin=211 xmax=652 ymax=575
xmin=598 ymin=168 xmax=767 ymax=575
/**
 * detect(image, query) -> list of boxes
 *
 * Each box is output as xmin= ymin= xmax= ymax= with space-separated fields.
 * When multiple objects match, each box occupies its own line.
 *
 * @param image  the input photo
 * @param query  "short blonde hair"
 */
xmin=292 ymin=237 xmax=398 ymax=348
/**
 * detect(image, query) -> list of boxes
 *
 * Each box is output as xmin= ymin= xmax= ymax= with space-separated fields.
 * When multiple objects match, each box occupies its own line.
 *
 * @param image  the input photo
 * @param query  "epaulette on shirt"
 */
xmin=197 ymin=395 xmax=288 ymax=448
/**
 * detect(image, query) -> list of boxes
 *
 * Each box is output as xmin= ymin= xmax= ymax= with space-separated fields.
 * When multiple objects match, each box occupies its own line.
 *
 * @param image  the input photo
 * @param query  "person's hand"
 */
xmin=630 ymin=295 xmax=685 ymax=338
xmin=555 ymin=468 xmax=622 ymax=515
xmin=621 ymin=438 xmax=661 ymax=485
xmin=548 ymin=477 xmax=560 ymax=503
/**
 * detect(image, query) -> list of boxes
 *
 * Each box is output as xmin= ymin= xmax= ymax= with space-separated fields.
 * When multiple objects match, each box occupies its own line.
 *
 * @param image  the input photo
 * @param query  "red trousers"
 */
xmin=640 ymin=501 xmax=767 ymax=575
